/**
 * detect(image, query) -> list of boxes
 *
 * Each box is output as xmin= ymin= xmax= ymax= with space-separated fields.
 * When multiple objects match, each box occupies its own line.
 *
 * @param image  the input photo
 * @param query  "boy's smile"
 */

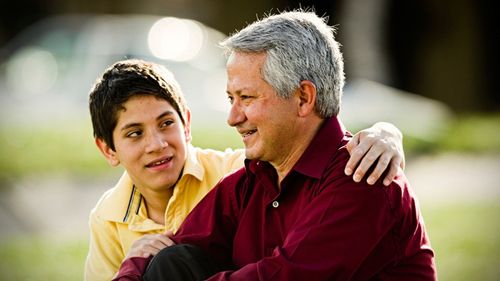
xmin=98 ymin=94 xmax=190 ymax=195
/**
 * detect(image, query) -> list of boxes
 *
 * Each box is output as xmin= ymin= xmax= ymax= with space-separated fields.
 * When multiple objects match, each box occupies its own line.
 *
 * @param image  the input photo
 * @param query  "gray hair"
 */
xmin=220 ymin=10 xmax=345 ymax=117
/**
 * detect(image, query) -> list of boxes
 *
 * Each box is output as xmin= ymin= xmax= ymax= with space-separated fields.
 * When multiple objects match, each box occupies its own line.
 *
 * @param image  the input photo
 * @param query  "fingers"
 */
xmin=365 ymin=151 xmax=391 ymax=185
xmin=383 ymin=160 xmax=401 ymax=186
xmin=136 ymin=243 xmax=163 ymax=258
xmin=345 ymin=133 xmax=371 ymax=176
xmin=128 ymin=241 xmax=163 ymax=258
xmin=353 ymin=144 xmax=403 ymax=185
xmin=399 ymin=153 xmax=406 ymax=170
xmin=127 ymin=233 xmax=176 ymax=259
xmin=345 ymin=132 xmax=360 ymax=154
xmin=346 ymin=122 xmax=406 ymax=185
xmin=155 ymin=233 xmax=176 ymax=247
xmin=352 ymin=144 xmax=382 ymax=183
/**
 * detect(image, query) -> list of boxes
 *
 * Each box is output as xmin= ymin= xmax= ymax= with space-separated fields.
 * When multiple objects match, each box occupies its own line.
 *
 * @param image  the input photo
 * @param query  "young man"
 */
xmin=85 ymin=59 xmax=405 ymax=281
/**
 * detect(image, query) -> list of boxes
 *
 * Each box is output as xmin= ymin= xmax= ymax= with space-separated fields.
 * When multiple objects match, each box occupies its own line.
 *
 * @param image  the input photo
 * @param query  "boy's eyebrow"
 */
xmin=156 ymin=110 xmax=176 ymax=121
xmin=119 ymin=110 xmax=176 ymax=131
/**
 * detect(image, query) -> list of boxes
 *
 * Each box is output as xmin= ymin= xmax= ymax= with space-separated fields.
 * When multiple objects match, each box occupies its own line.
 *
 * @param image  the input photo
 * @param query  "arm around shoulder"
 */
xmin=345 ymin=122 xmax=405 ymax=186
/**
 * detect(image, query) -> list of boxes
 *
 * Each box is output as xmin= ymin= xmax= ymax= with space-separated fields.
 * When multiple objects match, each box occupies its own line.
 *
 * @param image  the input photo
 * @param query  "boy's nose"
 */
xmin=145 ymin=131 xmax=168 ymax=153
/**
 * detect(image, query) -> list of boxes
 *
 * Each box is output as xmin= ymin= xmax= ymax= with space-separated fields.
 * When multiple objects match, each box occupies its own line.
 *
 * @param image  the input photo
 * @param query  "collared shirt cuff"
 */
xmin=112 ymin=256 xmax=151 ymax=281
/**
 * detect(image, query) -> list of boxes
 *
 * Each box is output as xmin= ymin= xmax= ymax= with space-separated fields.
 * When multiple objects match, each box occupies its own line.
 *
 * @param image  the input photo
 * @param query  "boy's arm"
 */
xmin=345 ymin=122 xmax=404 ymax=186
xmin=223 ymin=122 xmax=404 ymax=186
xmin=85 ymin=211 xmax=124 ymax=281
xmin=112 ymin=171 xmax=243 ymax=280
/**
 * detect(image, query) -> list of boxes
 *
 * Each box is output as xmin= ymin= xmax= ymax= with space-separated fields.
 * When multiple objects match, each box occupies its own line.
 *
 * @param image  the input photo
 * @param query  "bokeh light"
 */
xmin=148 ymin=17 xmax=205 ymax=62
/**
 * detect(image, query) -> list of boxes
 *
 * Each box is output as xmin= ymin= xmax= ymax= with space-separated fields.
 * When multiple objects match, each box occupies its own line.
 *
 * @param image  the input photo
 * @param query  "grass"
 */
xmin=403 ymin=112 xmax=500 ymax=155
xmin=0 ymin=235 xmax=88 ymax=280
xmin=0 ymin=112 xmax=498 ymax=279
xmin=422 ymin=200 xmax=500 ymax=280
xmin=0 ymin=200 xmax=498 ymax=280
xmin=0 ymin=121 xmax=243 ymax=186
xmin=1 ymin=112 xmax=499 ymax=185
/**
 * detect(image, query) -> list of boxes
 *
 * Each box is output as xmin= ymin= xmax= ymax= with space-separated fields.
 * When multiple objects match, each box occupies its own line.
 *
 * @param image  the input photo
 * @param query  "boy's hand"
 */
xmin=345 ymin=122 xmax=405 ymax=186
xmin=125 ymin=231 xmax=175 ymax=259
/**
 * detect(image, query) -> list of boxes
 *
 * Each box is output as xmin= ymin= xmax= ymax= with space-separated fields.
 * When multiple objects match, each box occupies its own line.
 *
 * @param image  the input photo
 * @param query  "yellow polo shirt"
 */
xmin=84 ymin=145 xmax=245 ymax=281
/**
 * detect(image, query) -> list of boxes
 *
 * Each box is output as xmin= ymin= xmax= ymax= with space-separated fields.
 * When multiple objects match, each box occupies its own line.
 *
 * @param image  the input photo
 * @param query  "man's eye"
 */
xmin=227 ymin=96 xmax=234 ymax=104
xmin=241 ymin=95 xmax=255 ymax=101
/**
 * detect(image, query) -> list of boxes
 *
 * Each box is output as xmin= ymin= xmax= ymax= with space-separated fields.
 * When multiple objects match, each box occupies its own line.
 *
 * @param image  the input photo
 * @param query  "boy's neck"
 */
xmin=142 ymin=187 xmax=174 ymax=225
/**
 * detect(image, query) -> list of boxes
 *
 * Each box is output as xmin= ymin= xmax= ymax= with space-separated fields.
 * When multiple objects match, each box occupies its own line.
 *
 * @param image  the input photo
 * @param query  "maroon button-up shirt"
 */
xmin=114 ymin=117 xmax=436 ymax=281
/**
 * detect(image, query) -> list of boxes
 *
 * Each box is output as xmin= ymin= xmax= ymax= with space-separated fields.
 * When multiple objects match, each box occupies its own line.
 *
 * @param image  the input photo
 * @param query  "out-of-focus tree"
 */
xmin=1 ymin=0 xmax=497 ymax=112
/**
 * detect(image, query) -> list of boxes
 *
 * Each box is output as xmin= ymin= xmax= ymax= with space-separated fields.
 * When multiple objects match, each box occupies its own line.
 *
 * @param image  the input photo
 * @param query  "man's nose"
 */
xmin=227 ymin=102 xmax=246 ymax=127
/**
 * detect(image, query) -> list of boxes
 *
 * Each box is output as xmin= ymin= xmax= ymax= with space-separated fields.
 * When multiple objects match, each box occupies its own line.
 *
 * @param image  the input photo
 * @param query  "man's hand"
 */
xmin=345 ymin=122 xmax=405 ymax=186
xmin=125 ymin=231 xmax=175 ymax=259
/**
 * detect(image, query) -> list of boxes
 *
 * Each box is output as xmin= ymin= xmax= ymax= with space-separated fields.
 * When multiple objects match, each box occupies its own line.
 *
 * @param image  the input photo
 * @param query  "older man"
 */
xmin=114 ymin=11 xmax=436 ymax=281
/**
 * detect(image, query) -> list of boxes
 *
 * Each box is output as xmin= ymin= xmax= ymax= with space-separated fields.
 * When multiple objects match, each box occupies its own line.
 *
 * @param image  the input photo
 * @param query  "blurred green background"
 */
xmin=0 ymin=114 xmax=499 ymax=281
xmin=1 ymin=0 xmax=499 ymax=280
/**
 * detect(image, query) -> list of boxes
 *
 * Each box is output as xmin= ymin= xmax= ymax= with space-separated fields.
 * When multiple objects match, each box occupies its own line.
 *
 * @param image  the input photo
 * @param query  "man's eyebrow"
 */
xmin=226 ymin=89 xmax=251 ymax=95
xmin=119 ymin=110 xmax=176 ymax=131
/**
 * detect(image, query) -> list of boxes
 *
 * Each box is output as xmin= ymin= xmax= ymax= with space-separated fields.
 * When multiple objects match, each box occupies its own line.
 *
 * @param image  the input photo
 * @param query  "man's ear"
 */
xmin=296 ymin=80 xmax=317 ymax=117
xmin=183 ymin=109 xmax=192 ymax=143
xmin=95 ymin=138 xmax=120 ymax=167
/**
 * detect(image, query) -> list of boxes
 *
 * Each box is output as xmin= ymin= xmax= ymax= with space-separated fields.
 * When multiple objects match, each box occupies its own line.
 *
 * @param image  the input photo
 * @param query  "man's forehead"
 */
xmin=227 ymin=51 xmax=266 ymax=64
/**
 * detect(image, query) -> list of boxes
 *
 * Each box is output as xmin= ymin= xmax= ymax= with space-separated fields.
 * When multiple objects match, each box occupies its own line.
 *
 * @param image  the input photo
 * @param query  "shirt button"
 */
xmin=272 ymin=201 xmax=279 ymax=208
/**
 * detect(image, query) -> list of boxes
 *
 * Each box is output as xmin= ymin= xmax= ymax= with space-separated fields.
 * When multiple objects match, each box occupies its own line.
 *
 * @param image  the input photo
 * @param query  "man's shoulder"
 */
xmin=320 ymin=141 xmax=352 ymax=181
xmin=321 ymin=142 xmax=411 ymax=202
xmin=217 ymin=165 xmax=248 ymax=187
xmin=203 ymin=164 xmax=249 ymax=203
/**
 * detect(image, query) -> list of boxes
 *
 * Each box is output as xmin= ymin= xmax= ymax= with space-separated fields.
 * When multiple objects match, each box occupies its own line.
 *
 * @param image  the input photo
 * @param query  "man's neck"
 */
xmin=272 ymin=117 xmax=324 ymax=185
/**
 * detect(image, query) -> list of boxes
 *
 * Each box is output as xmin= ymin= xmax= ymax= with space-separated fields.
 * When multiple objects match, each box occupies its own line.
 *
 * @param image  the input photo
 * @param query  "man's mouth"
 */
xmin=242 ymin=129 xmax=257 ymax=138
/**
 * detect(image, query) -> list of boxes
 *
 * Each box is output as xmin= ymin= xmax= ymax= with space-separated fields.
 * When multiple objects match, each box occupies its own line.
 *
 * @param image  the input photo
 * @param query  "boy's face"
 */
xmin=96 ymin=95 xmax=190 ymax=194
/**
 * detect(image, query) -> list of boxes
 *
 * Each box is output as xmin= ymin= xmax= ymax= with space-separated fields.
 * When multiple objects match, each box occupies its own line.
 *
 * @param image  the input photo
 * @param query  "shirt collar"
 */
xmin=293 ymin=116 xmax=347 ymax=179
xmin=182 ymin=144 xmax=204 ymax=181
xmin=96 ymin=144 xmax=204 ymax=224
xmin=245 ymin=116 xmax=347 ymax=179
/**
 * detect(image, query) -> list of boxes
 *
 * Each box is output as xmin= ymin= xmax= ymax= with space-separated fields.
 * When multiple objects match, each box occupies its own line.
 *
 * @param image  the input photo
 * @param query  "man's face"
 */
xmin=226 ymin=52 xmax=298 ymax=164
xmin=97 ymin=95 xmax=190 ymax=193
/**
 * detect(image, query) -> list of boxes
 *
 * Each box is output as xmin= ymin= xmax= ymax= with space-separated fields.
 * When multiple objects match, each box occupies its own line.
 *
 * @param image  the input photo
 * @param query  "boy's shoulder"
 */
xmin=189 ymin=145 xmax=245 ymax=175
xmin=90 ymin=172 xmax=135 ymax=223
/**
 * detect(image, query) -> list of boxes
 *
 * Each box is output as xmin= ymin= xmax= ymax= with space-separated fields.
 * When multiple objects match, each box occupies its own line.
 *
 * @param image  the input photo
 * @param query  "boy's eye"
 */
xmin=126 ymin=130 xmax=142 ymax=138
xmin=161 ymin=120 xmax=174 ymax=128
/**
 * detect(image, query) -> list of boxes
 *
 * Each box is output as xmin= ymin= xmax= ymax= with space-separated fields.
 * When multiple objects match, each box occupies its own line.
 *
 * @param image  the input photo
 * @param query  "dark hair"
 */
xmin=89 ymin=59 xmax=188 ymax=150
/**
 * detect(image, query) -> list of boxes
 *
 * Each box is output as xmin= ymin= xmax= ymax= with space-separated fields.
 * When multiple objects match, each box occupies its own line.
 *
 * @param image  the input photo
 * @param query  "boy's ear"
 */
xmin=95 ymin=138 xmax=120 ymax=167
xmin=184 ymin=109 xmax=192 ymax=143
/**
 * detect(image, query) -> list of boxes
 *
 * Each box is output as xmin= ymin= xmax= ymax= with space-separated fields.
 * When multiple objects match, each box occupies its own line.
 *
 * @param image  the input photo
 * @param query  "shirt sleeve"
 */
xmin=112 ymin=256 xmax=151 ymax=281
xmin=205 ymin=175 xmax=434 ymax=280
xmin=107 ymin=168 xmax=246 ymax=280
xmin=173 ymin=175 xmax=242 ymax=268
xmin=221 ymin=148 xmax=246 ymax=173
xmin=84 ymin=210 xmax=124 ymax=281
